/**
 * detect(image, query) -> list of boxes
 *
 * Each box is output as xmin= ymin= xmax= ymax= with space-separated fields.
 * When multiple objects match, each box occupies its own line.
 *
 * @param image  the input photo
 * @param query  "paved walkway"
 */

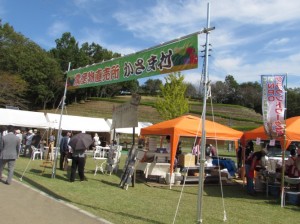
xmin=0 ymin=178 xmax=112 ymax=224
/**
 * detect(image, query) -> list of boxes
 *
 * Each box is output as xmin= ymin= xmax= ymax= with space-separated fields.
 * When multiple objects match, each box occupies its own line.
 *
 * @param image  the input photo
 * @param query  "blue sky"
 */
xmin=1 ymin=0 xmax=300 ymax=88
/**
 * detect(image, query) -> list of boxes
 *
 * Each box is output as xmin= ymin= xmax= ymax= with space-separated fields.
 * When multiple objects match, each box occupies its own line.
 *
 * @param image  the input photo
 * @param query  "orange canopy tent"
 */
xmin=140 ymin=115 xmax=243 ymax=173
xmin=243 ymin=116 xmax=300 ymax=149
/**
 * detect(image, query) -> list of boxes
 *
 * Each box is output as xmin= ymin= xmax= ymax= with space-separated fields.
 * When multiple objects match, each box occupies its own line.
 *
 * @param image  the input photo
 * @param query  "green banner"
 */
xmin=67 ymin=34 xmax=198 ymax=89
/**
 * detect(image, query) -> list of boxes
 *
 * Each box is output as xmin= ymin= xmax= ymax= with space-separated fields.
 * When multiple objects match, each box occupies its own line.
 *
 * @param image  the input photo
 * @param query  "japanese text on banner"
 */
xmin=261 ymin=74 xmax=286 ymax=138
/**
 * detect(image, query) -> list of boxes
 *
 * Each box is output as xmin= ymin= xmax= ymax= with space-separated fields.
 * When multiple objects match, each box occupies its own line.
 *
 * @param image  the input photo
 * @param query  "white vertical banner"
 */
xmin=261 ymin=74 xmax=287 ymax=138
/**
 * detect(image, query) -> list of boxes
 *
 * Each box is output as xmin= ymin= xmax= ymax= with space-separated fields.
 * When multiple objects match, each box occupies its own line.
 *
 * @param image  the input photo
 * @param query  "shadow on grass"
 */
xmin=73 ymin=202 xmax=165 ymax=224
xmin=99 ymin=179 xmax=120 ymax=187
xmin=144 ymin=178 xmax=279 ymax=203
xmin=14 ymin=171 xmax=72 ymax=202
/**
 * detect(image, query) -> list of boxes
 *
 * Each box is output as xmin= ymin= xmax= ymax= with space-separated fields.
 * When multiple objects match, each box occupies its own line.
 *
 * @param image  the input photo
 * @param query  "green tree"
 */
xmin=155 ymin=72 xmax=189 ymax=120
xmin=211 ymin=81 xmax=226 ymax=103
xmin=50 ymin=32 xmax=81 ymax=71
xmin=238 ymin=81 xmax=262 ymax=113
xmin=0 ymin=71 xmax=28 ymax=108
xmin=185 ymin=82 xmax=197 ymax=98
xmin=224 ymin=75 xmax=240 ymax=104
xmin=286 ymin=88 xmax=300 ymax=118
xmin=0 ymin=22 xmax=63 ymax=109
xmin=141 ymin=79 xmax=162 ymax=95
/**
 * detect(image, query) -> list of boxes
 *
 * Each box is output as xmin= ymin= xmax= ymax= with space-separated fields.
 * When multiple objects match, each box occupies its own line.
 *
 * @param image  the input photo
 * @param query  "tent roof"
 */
xmin=46 ymin=113 xmax=110 ymax=132
xmin=140 ymin=115 xmax=243 ymax=140
xmin=140 ymin=115 xmax=243 ymax=173
xmin=243 ymin=116 xmax=300 ymax=148
xmin=0 ymin=108 xmax=49 ymax=129
xmin=106 ymin=119 xmax=152 ymax=135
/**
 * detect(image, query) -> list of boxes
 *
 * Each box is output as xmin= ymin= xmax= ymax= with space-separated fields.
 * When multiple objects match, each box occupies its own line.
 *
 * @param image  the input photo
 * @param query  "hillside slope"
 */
xmin=41 ymin=96 xmax=263 ymax=131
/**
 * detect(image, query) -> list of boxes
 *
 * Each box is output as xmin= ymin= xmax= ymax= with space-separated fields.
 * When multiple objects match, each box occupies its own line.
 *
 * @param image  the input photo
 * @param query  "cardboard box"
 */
xmin=178 ymin=154 xmax=195 ymax=167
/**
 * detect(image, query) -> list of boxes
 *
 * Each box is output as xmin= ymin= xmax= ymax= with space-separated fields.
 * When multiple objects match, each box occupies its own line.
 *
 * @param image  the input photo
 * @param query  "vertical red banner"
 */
xmin=261 ymin=74 xmax=287 ymax=138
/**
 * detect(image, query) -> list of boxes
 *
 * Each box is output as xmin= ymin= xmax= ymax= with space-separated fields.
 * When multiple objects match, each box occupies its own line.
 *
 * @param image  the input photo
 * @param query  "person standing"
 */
xmin=48 ymin=132 xmax=55 ymax=151
xmin=70 ymin=148 xmax=87 ymax=182
xmin=93 ymin=133 xmax=100 ymax=147
xmin=23 ymin=129 xmax=34 ymax=157
xmin=209 ymin=144 xmax=217 ymax=157
xmin=59 ymin=131 xmax=71 ymax=170
xmin=31 ymin=130 xmax=41 ymax=148
xmin=245 ymin=140 xmax=254 ymax=160
xmin=192 ymin=137 xmax=201 ymax=165
xmin=285 ymin=148 xmax=299 ymax=177
xmin=245 ymin=144 xmax=268 ymax=196
xmin=0 ymin=125 xmax=20 ymax=185
xmin=15 ymin=129 xmax=23 ymax=155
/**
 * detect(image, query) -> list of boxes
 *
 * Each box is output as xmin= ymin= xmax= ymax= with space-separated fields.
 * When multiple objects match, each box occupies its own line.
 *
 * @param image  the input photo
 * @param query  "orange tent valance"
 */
xmin=243 ymin=116 xmax=300 ymax=149
xmin=140 ymin=115 xmax=243 ymax=173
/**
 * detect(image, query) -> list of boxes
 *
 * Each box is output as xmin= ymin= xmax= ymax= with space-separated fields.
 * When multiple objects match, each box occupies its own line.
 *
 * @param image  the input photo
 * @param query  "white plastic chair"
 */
xmin=31 ymin=145 xmax=43 ymax=160
xmin=93 ymin=146 xmax=107 ymax=175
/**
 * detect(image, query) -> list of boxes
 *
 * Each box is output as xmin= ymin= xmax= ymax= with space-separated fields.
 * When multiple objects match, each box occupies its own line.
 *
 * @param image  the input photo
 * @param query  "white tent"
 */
xmin=106 ymin=119 xmax=152 ymax=136
xmin=0 ymin=108 xmax=49 ymax=129
xmin=46 ymin=113 xmax=110 ymax=132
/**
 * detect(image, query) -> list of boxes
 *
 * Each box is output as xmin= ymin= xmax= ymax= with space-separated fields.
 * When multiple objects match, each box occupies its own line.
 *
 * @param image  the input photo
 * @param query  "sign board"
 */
xmin=66 ymin=34 xmax=198 ymax=89
xmin=111 ymin=94 xmax=141 ymax=129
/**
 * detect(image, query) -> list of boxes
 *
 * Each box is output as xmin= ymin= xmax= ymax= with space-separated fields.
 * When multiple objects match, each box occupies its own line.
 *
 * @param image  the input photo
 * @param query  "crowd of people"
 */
xmin=0 ymin=126 xmax=107 ymax=185
xmin=2 ymin=124 xmax=300 ymax=198
xmin=237 ymin=140 xmax=300 ymax=196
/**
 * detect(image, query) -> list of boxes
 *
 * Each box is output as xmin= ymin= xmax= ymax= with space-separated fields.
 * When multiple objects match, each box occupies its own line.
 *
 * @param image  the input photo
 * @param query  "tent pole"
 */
xmin=51 ymin=62 xmax=71 ymax=179
xmin=197 ymin=2 xmax=211 ymax=223
xmin=280 ymin=75 xmax=288 ymax=207
xmin=280 ymin=135 xmax=287 ymax=207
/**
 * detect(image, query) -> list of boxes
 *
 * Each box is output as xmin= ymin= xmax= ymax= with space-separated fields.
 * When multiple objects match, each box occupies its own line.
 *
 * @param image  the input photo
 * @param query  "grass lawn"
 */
xmin=12 ymin=151 xmax=300 ymax=224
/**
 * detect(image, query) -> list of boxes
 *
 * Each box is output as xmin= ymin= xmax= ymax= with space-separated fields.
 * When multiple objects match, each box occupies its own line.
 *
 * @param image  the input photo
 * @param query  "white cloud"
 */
xmin=267 ymin=38 xmax=290 ymax=46
xmin=262 ymin=37 xmax=290 ymax=53
xmin=213 ymin=56 xmax=244 ymax=72
xmin=210 ymin=0 xmax=300 ymax=24
xmin=207 ymin=51 xmax=300 ymax=86
xmin=47 ymin=21 xmax=70 ymax=38
xmin=77 ymin=28 xmax=138 ymax=56
xmin=113 ymin=0 xmax=206 ymax=43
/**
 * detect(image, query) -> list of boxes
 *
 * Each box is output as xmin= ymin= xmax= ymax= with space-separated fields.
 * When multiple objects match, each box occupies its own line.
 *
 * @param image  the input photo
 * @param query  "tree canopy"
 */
xmin=0 ymin=19 xmax=299 ymax=119
xmin=156 ymin=72 xmax=189 ymax=120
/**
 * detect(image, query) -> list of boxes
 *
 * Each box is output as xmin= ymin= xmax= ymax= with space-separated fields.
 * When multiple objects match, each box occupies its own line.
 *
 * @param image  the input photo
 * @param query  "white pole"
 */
xmin=197 ymin=3 xmax=211 ymax=223
xmin=51 ymin=62 xmax=71 ymax=178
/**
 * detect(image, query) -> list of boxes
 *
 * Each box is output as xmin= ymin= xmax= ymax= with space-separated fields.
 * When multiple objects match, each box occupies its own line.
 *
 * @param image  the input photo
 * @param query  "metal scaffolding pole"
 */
xmin=197 ymin=2 xmax=211 ymax=223
xmin=51 ymin=62 xmax=71 ymax=179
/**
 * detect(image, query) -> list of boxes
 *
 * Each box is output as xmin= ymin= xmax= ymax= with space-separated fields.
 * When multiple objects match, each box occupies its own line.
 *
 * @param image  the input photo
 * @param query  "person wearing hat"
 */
xmin=23 ymin=129 xmax=34 ymax=157
xmin=244 ymin=143 xmax=268 ymax=196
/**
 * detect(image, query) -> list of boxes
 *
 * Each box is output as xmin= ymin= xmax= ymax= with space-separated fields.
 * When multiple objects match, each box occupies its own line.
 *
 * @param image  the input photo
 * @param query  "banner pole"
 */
xmin=197 ymin=2 xmax=211 ymax=223
xmin=280 ymin=73 xmax=288 ymax=207
xmin=51 ymin=62 xmax=71 ymax=179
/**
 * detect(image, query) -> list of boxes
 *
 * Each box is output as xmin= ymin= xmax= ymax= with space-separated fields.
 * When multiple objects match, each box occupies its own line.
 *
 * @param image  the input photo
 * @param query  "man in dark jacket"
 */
xmin=0 ymin=125 xmax=20 ymax=185
xmin=59 ymin=131 xmax=71 ymax=170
